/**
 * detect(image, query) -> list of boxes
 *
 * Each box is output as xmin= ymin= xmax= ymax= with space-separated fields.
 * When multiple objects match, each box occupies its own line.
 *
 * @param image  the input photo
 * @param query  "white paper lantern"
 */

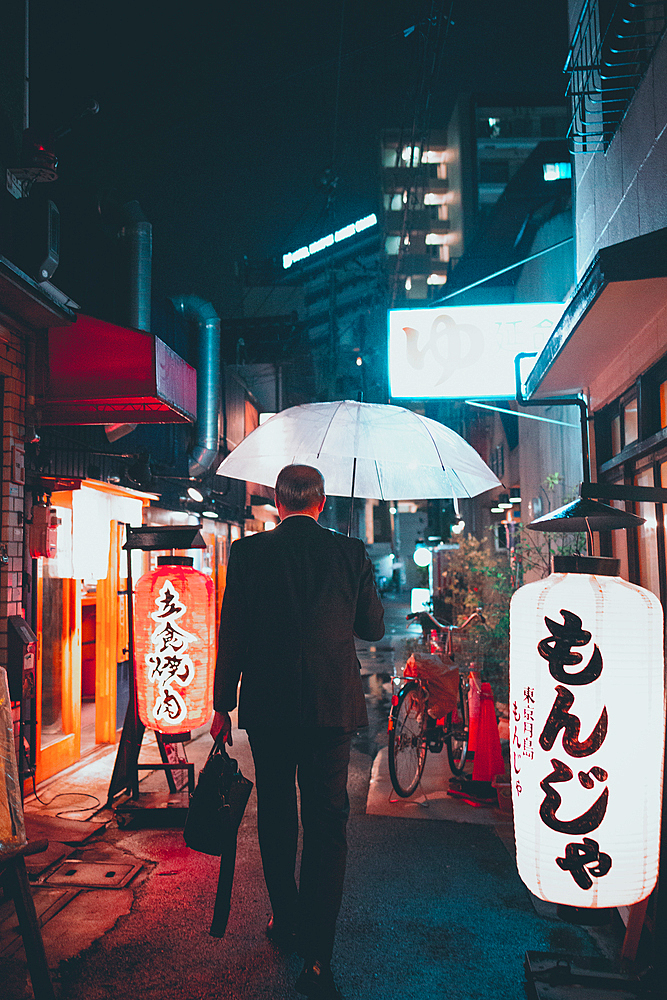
xmin=509 ymin=558 xmax=665 ymax=908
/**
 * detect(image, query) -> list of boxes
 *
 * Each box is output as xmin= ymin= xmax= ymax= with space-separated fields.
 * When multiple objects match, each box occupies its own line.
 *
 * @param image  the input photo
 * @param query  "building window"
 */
xmin=607 ymin=392 xmax=639 ymax=457
xmin=635 ymin=466 xmax=661 ymax=598
xmin=543 ymin=162 xmax=572 ymax=181
xmin=540 ymin=115 xmax=564 ymax=136
xmin=384 ymin=236 xmax=400 ymax=255
xmin=479 ymin=160 xmax=510 ymax=183
xmin=406 ymin=276 xmax=427 ymax=299
xmin=659 ymin=379 xmax=667 ymax=427
xmin=423 ymin=192 xmax=449 ymax=205
xmin=609 ymin=490 xmax=630 ymax=581
xmin=624 ymin=396 xmax=639 ymax=445
xmin=490 ymin=444 xmax=504 ymax=478
xmin=611 ymin=412 xmax=621 ymax=456
xmin=401 ymin=145 xmax=421 ymax=166
xmin=478 ymin=116 xmax=502 ymax=138
xmin=421 ymin=149 xmax=448 ymax=163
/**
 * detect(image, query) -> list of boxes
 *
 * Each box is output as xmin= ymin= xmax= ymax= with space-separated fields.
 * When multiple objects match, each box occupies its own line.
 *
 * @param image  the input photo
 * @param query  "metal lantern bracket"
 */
xmin=107 ymin=525 xmax=207 ymax=824
xmin=580 ymin=481 xmax=667 ymax=505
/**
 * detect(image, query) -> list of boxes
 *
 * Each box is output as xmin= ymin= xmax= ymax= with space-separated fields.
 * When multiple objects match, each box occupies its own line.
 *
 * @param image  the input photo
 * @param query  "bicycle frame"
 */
xmin=387 ymin=610 xmax=482 ymax=795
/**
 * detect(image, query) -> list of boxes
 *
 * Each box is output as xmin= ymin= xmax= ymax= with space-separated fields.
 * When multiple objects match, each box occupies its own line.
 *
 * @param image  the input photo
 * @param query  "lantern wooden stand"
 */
xmin=0 ymin=841 xmax=55 ymax=1000
xmin=107 ymin=525 xmax=209 ymax=826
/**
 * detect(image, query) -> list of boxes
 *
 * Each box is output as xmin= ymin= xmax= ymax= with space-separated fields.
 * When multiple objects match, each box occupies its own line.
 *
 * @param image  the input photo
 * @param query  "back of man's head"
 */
xmin=275 ymin=465 xmax=325 ymax=512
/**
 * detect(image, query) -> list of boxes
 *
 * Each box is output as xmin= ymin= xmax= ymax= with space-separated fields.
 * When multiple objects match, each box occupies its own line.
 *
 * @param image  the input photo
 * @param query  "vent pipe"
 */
xmin=121 ymin=200 xmax=152 ymax=333
xmin=107 ymin=199 xmax=152 ymax=442
xmin=170 ymin=295 xmax=221 ymax=478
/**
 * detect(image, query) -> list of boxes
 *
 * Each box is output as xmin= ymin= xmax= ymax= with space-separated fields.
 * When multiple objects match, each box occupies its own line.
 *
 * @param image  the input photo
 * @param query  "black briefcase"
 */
xmin=183 ymin=741 xmax=253 ymax=856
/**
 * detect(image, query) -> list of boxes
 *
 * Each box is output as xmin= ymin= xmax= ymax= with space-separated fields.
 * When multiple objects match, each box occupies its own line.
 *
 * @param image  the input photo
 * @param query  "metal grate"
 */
xmin=565 ymin=0 xmax=666 ymax=152
xmin=44 ymin=859 xmax=142 ymax=889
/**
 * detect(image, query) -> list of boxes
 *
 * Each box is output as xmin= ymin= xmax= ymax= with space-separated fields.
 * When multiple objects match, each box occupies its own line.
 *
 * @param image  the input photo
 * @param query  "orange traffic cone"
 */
xmin=467 ymin=668 xmax=482 ymax=754
xmin=471 ymin=682 xmax=505 ymax=783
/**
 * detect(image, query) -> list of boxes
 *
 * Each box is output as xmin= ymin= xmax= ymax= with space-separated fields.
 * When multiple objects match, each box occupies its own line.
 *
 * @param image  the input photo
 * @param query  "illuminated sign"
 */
xmin=282 ymin=213 xmax=378 ymax=269
xmin=135 ymin=561 xmax=214 ymax=734
xmin=510 ymin=567 xmax=664 ymax=907
xmin=388 ymin=302 xmax=563 ymax=399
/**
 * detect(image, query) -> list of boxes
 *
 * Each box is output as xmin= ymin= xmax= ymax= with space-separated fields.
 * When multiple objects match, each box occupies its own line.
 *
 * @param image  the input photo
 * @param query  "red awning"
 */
xmin=41 ymin=314 xmax=197 ymax=424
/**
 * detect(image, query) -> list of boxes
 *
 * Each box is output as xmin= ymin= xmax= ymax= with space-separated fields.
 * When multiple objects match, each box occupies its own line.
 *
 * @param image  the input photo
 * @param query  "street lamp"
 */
xmin=413 ymin=540 xmax=432 ymax=567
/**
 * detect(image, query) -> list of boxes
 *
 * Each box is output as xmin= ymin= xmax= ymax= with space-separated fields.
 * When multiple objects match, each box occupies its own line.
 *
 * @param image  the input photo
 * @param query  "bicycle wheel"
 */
xmin=388 ymin=681 xmax=428 ymax=797
xmin=446 ymin=673 xmax=469 ymax=775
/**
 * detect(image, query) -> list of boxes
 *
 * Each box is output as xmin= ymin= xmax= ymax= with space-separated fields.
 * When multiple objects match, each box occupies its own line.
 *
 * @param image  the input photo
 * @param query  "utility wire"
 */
xmin=429 ymin=237 xmax=574 ymax=305
xmin=331 ymin=0 xmax=347 ymax=189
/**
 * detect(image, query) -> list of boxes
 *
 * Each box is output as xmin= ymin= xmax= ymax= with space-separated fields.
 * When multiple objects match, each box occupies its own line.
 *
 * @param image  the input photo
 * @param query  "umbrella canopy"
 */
xmin=216 ymin=400 xmax=500 ymax=500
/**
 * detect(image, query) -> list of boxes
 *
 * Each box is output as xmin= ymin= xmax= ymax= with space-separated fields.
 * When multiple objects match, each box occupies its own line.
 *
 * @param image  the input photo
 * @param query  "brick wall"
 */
xmin=0 ymin=319 xmax=26 ymax=669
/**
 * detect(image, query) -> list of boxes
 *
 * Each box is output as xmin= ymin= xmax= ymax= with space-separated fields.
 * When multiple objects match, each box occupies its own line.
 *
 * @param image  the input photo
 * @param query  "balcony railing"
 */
xmin=565 ymin=0 xmax=666 ymax=151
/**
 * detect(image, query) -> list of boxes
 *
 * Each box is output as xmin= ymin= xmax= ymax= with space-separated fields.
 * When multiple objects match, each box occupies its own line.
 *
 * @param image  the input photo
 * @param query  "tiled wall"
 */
xmin=0 ymin=319 xmax=26 ymax=669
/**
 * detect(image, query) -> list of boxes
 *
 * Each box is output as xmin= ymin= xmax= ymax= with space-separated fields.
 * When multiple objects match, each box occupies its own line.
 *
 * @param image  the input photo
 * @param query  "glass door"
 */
xmin=36 ymin=561 xmax=81 ymax=781
xmin=95 ymin=520 xmax=131 ymax=740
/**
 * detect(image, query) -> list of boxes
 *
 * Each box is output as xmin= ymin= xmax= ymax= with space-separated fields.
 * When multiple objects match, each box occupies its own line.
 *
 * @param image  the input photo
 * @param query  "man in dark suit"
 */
xmin=211 ymin=464 xmax=384 ymax=1000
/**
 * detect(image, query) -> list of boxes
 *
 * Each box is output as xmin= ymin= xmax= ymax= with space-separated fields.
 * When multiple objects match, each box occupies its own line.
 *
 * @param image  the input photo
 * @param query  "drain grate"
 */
xmin=44 ymin=860 xmax=142 ymax=889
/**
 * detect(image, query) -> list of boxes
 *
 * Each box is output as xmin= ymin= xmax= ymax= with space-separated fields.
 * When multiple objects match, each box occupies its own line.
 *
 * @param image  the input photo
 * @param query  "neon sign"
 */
xmin=282 ymin=213 xmax=378 ymax=269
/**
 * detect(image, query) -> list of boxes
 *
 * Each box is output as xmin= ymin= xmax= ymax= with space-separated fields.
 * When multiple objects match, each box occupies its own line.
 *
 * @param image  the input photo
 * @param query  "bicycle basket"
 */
xmin=404 ymin=651 xmax=459 ymax=718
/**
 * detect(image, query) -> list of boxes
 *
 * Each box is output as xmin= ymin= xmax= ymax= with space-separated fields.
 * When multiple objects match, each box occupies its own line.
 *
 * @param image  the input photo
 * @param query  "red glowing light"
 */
xmin=134 ymin=561 xmax=214 ymax=734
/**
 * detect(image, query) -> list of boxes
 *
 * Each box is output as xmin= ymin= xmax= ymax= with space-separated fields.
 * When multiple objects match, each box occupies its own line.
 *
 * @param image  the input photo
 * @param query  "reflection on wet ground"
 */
xmin=353 ymin=595 xmax=416 ymax=758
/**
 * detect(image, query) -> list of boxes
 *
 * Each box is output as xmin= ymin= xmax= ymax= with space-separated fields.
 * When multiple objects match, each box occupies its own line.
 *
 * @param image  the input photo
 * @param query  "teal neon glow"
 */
xmin=282 ymin=213 xmax=377 ymax=269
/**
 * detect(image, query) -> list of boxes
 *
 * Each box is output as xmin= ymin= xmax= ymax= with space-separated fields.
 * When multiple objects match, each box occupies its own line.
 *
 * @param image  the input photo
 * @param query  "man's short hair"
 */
xmin=275 ymin=465 xmax=325 ymax=512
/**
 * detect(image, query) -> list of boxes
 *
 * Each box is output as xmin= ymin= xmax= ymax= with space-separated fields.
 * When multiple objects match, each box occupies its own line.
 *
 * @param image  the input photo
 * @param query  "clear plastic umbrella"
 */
xmin=215 ymin=400 xmax=500 ymax=500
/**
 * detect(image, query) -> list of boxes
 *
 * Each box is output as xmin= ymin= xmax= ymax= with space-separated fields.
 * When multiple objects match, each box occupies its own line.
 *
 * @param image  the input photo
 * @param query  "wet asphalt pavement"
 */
xmin=4 ymin=595 xmax=627 ymax=1000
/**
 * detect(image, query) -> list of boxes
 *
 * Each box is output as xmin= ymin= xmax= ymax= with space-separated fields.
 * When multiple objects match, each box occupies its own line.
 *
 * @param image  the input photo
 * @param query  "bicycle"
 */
xmin=387 ymin=609 xmax=485 ymax=798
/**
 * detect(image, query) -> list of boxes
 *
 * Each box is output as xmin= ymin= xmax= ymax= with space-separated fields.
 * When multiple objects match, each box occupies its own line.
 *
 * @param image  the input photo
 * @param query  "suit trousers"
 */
xmin=247 ymin=726 xmax=352 ymax=964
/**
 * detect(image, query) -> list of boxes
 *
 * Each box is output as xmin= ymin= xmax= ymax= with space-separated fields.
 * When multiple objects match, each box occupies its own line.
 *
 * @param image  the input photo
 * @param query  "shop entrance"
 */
xmin=34 ymin=484 xmax=150 ymax=785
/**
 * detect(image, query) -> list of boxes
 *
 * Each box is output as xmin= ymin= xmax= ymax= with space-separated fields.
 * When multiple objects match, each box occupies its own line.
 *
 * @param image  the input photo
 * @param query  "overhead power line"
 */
xmin=430 ymin=237 xmax=574 ymax=306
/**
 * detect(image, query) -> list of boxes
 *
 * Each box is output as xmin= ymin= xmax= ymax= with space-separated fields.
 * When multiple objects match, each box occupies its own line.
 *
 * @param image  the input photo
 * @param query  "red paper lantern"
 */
xmin=134 ymin=557 xmax=215 ymax=735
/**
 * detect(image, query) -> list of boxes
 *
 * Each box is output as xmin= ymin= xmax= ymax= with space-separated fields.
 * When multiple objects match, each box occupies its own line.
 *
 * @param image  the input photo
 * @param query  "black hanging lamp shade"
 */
xmin=526 ymin=497 xmax=645 ymax=533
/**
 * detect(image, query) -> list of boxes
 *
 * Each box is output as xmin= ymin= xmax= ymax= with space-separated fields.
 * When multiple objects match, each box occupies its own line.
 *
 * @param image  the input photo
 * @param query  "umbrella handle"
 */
xmin=346 ymin=457 xmax=357 ymax=536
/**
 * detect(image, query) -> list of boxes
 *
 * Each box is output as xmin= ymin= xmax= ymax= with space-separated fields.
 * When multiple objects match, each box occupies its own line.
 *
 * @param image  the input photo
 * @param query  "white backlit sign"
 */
xmin=388 ymin=302 xmax=563 ymax=399
xmin=510 ymin=571 xmax=664 ymax=907
xmin=282 ymin=214 xmax=377 ymax=269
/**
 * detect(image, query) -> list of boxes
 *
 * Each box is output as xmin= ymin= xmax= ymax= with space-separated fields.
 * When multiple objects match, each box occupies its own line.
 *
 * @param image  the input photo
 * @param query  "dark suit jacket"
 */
xmin=214 ymin=515 xmax=385 ymax=730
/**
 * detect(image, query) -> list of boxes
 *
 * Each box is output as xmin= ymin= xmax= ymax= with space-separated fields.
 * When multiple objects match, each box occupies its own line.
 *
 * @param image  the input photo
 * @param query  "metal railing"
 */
xmin=565 ymin=0 xmax=666 ymax=151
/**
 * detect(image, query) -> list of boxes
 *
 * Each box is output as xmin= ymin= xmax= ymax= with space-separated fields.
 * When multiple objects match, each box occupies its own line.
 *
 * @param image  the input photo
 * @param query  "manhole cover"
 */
xmin=44 ymin=860 xmax=142 ymax=889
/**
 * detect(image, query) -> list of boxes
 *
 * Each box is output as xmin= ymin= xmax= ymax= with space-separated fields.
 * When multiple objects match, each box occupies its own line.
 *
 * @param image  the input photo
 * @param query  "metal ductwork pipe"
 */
xmin=121 ymin=200 xmax=152 ymax=333
xmin=107 ymin=200 xmax=152 ymax=442
xmin=170 ymin=295 xmax=221 ymax=478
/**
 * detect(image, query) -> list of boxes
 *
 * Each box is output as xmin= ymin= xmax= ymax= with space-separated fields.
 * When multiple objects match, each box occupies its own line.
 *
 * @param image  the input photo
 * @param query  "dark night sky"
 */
xmin=27 ymin=0 xmax=570 ymax=320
